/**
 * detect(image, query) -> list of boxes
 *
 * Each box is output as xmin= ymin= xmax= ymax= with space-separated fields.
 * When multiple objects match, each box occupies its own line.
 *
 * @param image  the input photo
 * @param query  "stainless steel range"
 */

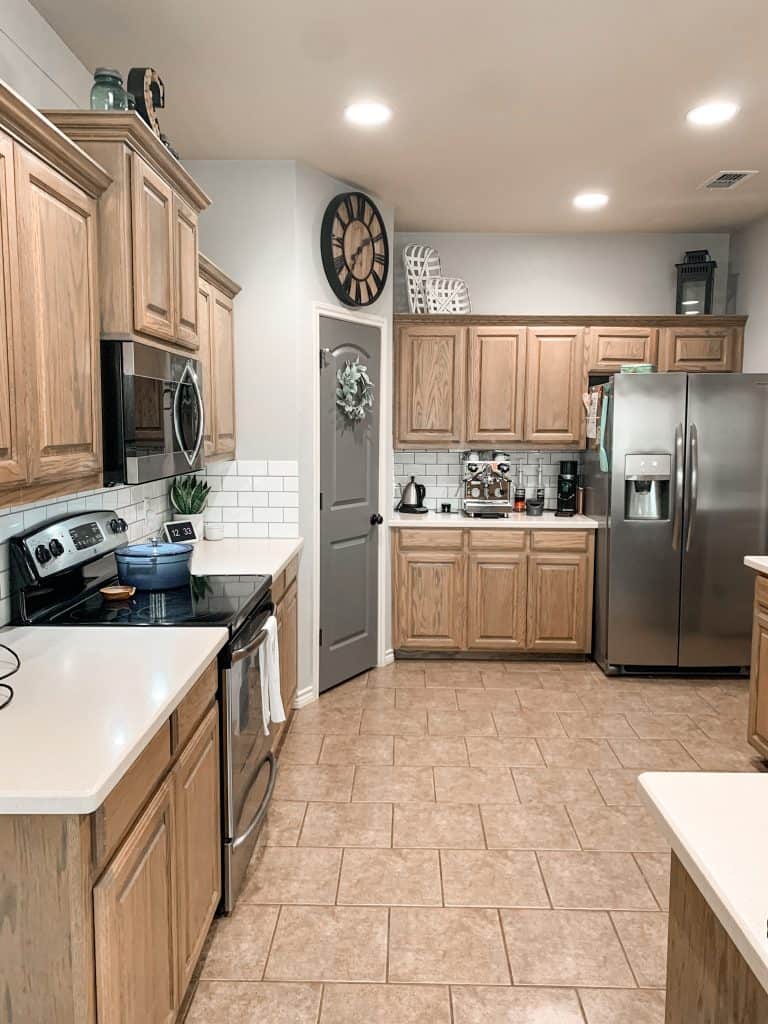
xmin=461 ymin=451 xmax=515 ymax=516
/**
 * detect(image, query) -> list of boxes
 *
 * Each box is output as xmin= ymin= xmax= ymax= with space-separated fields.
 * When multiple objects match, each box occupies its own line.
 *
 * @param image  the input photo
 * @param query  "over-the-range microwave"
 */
xmin=101 ymin=339 xmax=205 ymax=486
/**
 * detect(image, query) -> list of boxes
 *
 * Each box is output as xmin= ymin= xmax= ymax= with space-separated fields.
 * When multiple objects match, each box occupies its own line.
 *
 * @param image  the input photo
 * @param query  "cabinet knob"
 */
xmin=370 ymin=513 xmax=384 ymax=526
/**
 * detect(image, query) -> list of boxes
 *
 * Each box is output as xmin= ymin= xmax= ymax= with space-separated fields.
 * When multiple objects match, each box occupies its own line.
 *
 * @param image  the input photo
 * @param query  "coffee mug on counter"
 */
xmin=204 ymin=523 xmax=225 ymax=541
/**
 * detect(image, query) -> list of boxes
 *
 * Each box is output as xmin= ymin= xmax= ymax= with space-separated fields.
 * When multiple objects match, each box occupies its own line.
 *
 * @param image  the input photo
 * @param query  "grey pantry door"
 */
xmin=319 ymin=316 xmax=381 ymax=693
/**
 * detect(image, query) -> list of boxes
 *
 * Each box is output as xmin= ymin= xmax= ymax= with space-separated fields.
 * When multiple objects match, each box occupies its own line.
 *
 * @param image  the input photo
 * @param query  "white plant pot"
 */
xmin=173 ymin=512 xmax=205 ymax=542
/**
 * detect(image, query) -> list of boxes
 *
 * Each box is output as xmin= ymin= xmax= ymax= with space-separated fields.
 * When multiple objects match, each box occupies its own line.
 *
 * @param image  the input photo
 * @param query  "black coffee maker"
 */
xmin=556 ymin=460 xmax=578 ymax=516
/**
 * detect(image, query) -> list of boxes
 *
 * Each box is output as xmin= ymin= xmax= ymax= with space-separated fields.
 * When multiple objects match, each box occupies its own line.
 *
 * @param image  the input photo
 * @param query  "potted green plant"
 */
xmin=169 ymin=475 xmax=211 ymax=541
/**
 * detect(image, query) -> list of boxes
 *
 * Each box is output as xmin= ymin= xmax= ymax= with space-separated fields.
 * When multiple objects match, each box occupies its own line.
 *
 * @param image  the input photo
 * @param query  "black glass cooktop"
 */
xmin=49 ymin=573 xmax=271 ymax=634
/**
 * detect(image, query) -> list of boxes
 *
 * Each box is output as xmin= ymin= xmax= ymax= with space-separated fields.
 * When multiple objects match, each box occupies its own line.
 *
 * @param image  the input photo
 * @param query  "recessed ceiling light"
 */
xmin=344 ymin=101 xmax=392 ymax=127
xmin=686 ymin=101 xmax=739 ymax=126
xmin=573 ymin=191 xmax=609 ymax=210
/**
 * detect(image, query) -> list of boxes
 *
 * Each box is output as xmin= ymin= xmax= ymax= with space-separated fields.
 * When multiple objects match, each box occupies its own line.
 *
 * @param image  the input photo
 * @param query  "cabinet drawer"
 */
xmin=531 ymin=530 xmax=590 ymax=552
xmin=468 ymin=529 xmax=526 ymax=551
xmin=397 ymin=528 xmax=464 ymax=551
xmin=92 ymin=719 xmax=171 ymax=870
xmin=756 ymin=576 xmax=768 ymax=609
xmin=172 ymin=659 xmax=218 ymax=752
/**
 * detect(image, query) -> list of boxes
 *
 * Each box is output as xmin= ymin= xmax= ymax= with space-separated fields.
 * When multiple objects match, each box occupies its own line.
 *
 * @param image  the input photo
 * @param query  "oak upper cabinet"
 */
xmin=466 ymin=326 xmax=526 ymax=444
xmin=396 ymin=324 xmax=465 ymax=446
xmin=659 ymin=325 xmax=743 ymax=372
xmin=0 ymin=130 xmax=25 ymax=489
xmin=524 ymin=326 xmax=585 ymax=444
xmin=13 ymin=145 xmax=103 ymax=492
xmin=174 ymin=704 xmax=220 ymax=997
xmin=93 ymin=779 xmax=178 ymax=1024
xmin=748 ymin=577 xmax=768 ymax=758
xmin=586 ymin=325 xmax=659 ymax=372
xmin=45 ymin=111 xmax=210 ymax=349
xmin=467 ymin=552 xmax=527 ymax=650
xmin=199 ymin=255 xmax=240 ymax=461
xmin=394 ymin=531 xmax=466 ymax=649
xmin=198 ymin=277 xmax=215 ymax=456
xmin=131 ymin=154 xmax=175 ymax=341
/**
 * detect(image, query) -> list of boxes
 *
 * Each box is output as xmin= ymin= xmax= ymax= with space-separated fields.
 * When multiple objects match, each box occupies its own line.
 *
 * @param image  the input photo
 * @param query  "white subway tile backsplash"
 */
xmin=269 ymin=492 xmax=299 ymax=508
xmin=222 ymin=476 xmax=251 ymax=491
xmin=282 ymin=508 xmax=299 ymax=523
xmin=283 ymin=477 xmax=299 ymax=492
xmin=238 ymin=523 xmax=268 ymax=538
xmin=237 ymin=492 xmax=269 ymax=507
xmin=251 ymin=476 xmax=283 ymax=491
xmin=201 ymin=459 xmax=300 ymax=539
xmin=269 ymin=460 xmax=298 ymax=476
xmin=251 ymin=509 xmax=285 ymax=523
xmin=226 ymin=508 xmax=253 ymax=523
xmin=268 ymin=523 xmax=299 ymax=539
xmin=236 ymin=460 xmax=268 ymax=475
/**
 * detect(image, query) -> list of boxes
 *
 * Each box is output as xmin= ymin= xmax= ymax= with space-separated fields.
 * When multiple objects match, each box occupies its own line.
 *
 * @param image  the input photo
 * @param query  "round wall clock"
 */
xmin=320 ymin=191 xmax=389 ymax=306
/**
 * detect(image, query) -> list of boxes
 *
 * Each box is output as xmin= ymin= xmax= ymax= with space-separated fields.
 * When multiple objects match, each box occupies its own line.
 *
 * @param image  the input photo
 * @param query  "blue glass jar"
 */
xmin=90 ymin=68 xmax=128 ymax=111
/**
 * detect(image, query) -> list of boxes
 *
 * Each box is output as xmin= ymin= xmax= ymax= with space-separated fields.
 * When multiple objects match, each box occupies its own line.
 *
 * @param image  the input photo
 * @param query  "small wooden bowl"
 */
xmin=100 ymin=584 xmax=136 ymax=601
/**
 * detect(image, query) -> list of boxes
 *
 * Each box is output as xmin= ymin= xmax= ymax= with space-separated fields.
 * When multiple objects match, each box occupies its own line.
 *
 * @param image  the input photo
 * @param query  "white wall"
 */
xmin=394 ymin=231 xmax=731 ymax=315
xmin=730 ymin=215 xmax=768 ymax=371
xmin=0 ymin=0 xmax=90 ymax=107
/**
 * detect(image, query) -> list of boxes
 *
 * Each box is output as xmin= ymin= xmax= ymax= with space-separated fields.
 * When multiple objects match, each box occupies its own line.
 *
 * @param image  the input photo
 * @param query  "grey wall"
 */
xmin=394 ymin=231 xmax=731 ymax=315
xmin=730 ymin=215 xmax=768 ymax=371
xmin=1 ymin=0 xmax=90 ymax=106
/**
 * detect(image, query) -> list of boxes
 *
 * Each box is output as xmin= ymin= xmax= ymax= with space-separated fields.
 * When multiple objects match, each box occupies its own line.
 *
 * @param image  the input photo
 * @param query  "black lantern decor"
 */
xmin=675 ymin=249 xmax=717 ymax=315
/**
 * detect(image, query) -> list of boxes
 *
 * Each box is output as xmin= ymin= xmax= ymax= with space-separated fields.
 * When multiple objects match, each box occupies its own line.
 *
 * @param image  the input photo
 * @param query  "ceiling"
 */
xmin=32 ymin=0 xmax=768 ymax=232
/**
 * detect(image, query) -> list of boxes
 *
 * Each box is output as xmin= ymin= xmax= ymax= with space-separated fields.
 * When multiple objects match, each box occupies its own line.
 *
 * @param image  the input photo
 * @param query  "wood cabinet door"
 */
xmin=0 ymin=132 xmax=25 ymax=490
xmin=212 ymin=288 xmax=236 ymax=457
xmin=278 ymin=579 xmax=298 ymax=712
xmin=466 ymin=326 xmax=526 ymax=444
xmin=586 ymin=326 xmax=658 ymax=371
xmin=524 ymin=327 xmax=585 ymax=444
xmin=14 ymin=146 xmax=102 ymax=487
xmin=467 ymin=552 xmax=527 ymax=650
xmin=173 ymin=195 xmax=199 ymax=349
xmin=131 ymin=154 xmax=175 ymax=341
xmin=93 ymin=778 xmax=177 ymax=1024
xmin=395 ymin=549 xmax=466 ymax=650
xmin=198 ymin=278 xmax=215 ymax=456
xmin=659 ymin=326 xmax=742 ymax=372
xmin=395 ymin=325 xmax=465 ymax=446
xmin=174 ymin=703 xmax=220 ymax=997
xmin=748 ymin=582 xmax=768 ymax=758
xmin=526 ymin=552 xmax=589 ymax=652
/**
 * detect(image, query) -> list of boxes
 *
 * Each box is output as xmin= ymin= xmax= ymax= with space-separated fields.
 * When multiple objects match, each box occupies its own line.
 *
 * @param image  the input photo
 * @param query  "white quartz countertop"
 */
xmin=744 ymin=555 xmax=768 ymax=576
xmin=0 ymin=626 xmax=227 ymax=814
xmin=639 ymin=771 xmax=768 ymax=993
xmin=389 ymin=511 xmax=597 ymax=530
xmin=192 ymin=537 xmax=303 ymax=579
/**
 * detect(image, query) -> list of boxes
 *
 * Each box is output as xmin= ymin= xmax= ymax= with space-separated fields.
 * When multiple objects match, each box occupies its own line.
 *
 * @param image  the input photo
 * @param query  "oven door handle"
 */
xmin=231 ymin=627 xmax=268 ymax=664
xmin=231 ymin=751 xmax=277 ymax=849
xmin=173 ymin=364 xmax=205 ymax=468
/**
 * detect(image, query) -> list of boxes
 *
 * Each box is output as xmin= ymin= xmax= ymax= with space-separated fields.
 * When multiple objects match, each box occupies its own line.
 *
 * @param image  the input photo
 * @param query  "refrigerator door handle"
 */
xmin=685 ymin=423 xmax=699 ymax=552
xmin=672 ymin=422 xmax=684 ymax=551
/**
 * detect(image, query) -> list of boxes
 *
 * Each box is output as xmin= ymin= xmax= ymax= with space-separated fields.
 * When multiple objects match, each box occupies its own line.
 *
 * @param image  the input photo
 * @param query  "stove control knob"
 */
xmin=109 ymin=517 xmax=128 ymax=533
xmin=497 ymin=462 xmax=510 ymax=474
xmin=48 ymin=539 xmax=65 ymax=558
xmin=35 ymin=543 xmax=51 ymax=564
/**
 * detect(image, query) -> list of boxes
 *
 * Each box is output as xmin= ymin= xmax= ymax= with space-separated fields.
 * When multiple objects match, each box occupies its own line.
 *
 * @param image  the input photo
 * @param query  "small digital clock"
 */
xmin=163 ymin=520 xmax=199 ymax=544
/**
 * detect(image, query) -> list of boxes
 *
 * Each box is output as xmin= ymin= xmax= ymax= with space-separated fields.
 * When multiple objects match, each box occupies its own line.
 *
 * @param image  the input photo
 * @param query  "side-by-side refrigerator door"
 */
xmin=607 ymin=373 xmax=687 ymax=668
xmin=679 ymin=374 xmax=768 ymax=668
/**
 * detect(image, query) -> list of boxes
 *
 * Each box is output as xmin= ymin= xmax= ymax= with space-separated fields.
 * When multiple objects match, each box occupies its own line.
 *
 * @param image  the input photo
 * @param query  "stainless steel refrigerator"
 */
xmin=583 ymin=372 xmax=768 ymax=674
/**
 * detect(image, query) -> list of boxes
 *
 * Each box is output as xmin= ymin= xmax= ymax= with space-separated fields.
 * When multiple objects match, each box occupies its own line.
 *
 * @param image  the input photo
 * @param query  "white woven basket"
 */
xmin=402 ymin=243 xmax=441 ymax=313
xmin=425 ymin=275 xmax=472 ymax=314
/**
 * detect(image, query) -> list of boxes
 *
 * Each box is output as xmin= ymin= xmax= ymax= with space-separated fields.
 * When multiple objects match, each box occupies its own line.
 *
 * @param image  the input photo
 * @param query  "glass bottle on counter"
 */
xmin=514 ymin=465 xmax=526 ymax=512
xmin=536 ymin=460 xmax=545 ymax=503
xmin=90 ymin=68 xmax=129 ymax=111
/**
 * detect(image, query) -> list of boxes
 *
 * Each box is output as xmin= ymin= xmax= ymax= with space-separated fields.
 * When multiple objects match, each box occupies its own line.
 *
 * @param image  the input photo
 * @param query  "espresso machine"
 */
xmin=461 ymin=452 xmax=515 ymax=516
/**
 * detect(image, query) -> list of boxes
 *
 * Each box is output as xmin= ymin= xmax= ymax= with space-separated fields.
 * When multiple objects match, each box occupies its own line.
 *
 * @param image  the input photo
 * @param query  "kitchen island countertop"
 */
xmin=192 ymin=536 xmax=303 ymax=578
xmin=389 ymin=511 xmax=597 ymax=529
xmin=745 ymin=555 xmax=768 ymax=576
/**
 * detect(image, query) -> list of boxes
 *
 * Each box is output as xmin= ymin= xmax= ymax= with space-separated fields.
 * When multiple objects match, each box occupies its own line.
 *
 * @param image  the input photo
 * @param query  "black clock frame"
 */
xmin=320 ymin=191 xmax=389 ymax=307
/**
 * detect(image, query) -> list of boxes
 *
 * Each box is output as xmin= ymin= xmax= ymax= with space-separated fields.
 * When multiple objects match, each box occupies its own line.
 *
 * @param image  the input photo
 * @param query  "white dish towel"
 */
xmin=258 ymin=615 xmax=286 ymax=736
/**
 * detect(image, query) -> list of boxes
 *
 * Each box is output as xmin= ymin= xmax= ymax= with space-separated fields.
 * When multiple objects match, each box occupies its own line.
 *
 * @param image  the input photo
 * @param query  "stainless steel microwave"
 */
xmin=101 ymin=340 xmax=205 ymax=486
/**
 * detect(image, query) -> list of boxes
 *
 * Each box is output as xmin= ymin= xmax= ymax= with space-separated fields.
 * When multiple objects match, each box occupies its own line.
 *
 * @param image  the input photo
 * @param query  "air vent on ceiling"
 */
xmin=699 ymin=170 xmax=759 ymax=190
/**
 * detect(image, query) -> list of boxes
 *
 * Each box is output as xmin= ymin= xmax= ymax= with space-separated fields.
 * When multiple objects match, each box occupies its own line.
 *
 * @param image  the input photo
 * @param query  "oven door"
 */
xmin=221 ymin=605 xmax=277 ymax=911
xmin=122 ymin=342 xmax=204 ymax=484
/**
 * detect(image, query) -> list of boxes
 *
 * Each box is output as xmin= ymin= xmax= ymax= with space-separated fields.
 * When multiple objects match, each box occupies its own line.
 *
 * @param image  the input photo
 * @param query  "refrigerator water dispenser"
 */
xmin=624 ymin=453 xmax=671 ymax=520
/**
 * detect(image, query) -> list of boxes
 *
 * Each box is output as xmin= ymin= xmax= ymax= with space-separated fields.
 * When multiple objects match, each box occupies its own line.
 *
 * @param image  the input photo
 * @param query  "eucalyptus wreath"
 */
xmin=335 ymin=358 xmax=374 ymax=422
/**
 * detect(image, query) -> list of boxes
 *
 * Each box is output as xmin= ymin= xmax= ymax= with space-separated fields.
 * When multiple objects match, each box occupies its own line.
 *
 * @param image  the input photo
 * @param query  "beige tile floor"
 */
xmin=187 ymin=660 xmax=763 ymax=1024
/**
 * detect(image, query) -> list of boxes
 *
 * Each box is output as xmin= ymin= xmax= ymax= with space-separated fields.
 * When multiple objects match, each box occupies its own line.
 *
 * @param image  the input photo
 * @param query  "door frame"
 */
xmin=310 ymin=302 xmax=392 ymax=703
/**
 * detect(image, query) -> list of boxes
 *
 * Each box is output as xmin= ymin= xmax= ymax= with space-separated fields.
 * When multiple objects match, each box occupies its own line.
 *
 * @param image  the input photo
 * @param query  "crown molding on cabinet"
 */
xmin=44 ymin=110 xmax=210 ymax=212
xmin=199 ymin=253 xmax=241 ymax=298
xmin=0 ymin=81 xmax=111 ymax=198
xmin=394 ymin=314 xmax=748 ymax=328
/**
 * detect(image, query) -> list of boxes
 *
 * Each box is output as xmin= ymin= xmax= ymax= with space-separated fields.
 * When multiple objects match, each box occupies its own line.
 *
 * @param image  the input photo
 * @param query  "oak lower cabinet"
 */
xmin=659 ymin=325 xmax=743 ymax=372
xmin=747 ymin=576 xmax=768 ymax=758
xmin=199 ymin=255 xmax=240 ymax=461
xmin=392 ymin=527 xmax=594 ymax=655
xmin=93 ymin=779 xmax=178 ymax=1024
xmin=395 ymin=323 xmax=465 ymax=446
xmin=277 ymin=578 xmax=299 ymax=712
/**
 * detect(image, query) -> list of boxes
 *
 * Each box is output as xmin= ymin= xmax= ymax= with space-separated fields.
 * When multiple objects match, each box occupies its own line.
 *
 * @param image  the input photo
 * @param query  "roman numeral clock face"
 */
xmin=321 ymin=191 xmax=389 ymax=306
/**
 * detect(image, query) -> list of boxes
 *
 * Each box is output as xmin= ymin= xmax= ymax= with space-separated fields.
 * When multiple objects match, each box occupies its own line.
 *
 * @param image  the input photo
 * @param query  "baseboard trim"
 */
xmin=293 ymin=685 xmax=317 ymax=708
xmin=379 ymin=649 xmax=395 ymax=666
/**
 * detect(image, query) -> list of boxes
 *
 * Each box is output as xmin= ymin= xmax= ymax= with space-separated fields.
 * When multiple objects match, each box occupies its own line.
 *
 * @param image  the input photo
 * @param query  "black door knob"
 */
xmin=370 ymin=513 xmax=384 ymax=526
xmin=49 ymin=539 xmax=65 ymax=557
xmin=35 ymin=544 xmax=51 ymax=564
